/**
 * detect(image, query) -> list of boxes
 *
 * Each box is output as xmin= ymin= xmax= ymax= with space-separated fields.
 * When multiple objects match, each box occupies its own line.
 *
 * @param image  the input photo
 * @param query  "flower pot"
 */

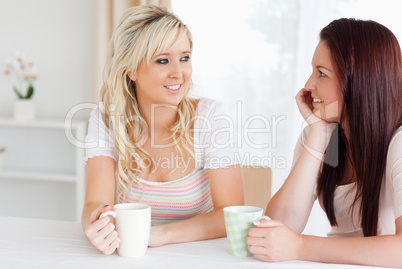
xmin=14 ymin=99 xmax=35 ymax=121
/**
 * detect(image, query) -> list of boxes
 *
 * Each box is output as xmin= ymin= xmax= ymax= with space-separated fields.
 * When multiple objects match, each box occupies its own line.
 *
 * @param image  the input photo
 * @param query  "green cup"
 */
xmin=223 ymin=206 xmax=268 ymax=257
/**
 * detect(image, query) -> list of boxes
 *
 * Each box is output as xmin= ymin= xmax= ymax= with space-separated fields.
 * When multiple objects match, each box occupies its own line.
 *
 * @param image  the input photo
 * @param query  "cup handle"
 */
xmin=99 ymin=210 xmax=116 ymax=219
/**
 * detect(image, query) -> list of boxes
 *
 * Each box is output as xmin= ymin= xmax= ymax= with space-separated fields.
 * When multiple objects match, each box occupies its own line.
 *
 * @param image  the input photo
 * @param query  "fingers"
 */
xmin=96 ymin=222 xmax=116 ymax=242
xmin=106 ymin=236 xmax=121 ymax=255
xmin=247 ymin=222 xmax=302 ymax=262
xmin=246 ymin=236 xmax=266 ymax=247
xmin=86 ymin=219 xmax=120 ymax=255
xmin=295 ymin=88 xmax=314 ymax=115
xmin=248 ymin=227 xmax=267 ymax=238
xmin=90 ymin=205 xmax=112 ymax=223
xmin=104 ymin=229 xmax=119 ymax=247
xmin=247 ymin=240 xmax=274 ymax=262
xmin=97 ymin=226 xmax=120 ymax=255
xmin=85 ymin=206 xmax=120 ymax=255
xmin=248 ymin=245 xmax=268 ymax=255
xmin=248 ymin=219 xmax=283 ymax=239
xmin=253 ymin=219 xmax=282 ymax=228
xmin=86 ymin=216 xmax=110 ymax=236
xmin=296 ymin=90 xmax=316 ymax=123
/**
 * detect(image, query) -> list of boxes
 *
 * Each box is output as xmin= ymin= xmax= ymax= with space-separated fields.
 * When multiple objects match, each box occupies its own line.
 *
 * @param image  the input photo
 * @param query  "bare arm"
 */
xmin=266 ymin=88 xmax=335 ymax=233
xmin=266 ymin=126 xmax=332 ymax=233
xmin=82 ymin=156 xmax=118 ymax=255
xmin=248 ymin=217 xmax=402 ymax=268
xmin=82 ymin=156 xmax=116 ymax=228
xmin=149 ymin=164 xmax=244 ymax=246
xmin=300 ymin=217 xmax=402 ymax=267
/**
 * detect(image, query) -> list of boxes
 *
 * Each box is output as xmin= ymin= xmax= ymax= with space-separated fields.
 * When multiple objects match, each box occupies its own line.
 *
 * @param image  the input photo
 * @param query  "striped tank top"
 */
xmin=116 ymin=168 xmax=214 ymax=226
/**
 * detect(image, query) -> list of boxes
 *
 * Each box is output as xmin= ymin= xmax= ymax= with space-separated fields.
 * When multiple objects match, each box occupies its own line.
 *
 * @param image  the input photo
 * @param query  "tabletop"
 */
xmin=0 ymin=216 xmax=390 ymax=269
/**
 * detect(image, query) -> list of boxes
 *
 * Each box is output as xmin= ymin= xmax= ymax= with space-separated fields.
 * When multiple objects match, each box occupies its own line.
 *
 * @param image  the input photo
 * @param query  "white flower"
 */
xmin=4 ymin=53 xmax=38 ymax=99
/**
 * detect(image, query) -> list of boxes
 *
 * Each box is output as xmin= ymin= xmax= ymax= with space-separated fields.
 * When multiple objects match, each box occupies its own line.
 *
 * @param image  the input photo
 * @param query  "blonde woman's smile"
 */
xmin=165 ymin=83 xmax=182 ymax=94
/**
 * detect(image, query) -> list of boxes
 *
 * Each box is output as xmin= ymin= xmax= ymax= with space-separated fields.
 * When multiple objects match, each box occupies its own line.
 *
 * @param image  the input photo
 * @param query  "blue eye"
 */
xmin=319 ymin=70 xmax=327 ymax=77
xmin=181 ymin=56 xmax=190 ymax=62
xmin=156 ymin=59 xmax=168 ymax=64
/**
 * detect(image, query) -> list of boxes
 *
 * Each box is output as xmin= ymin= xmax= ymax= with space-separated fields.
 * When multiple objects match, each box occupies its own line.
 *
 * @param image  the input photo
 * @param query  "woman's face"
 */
xmin=131 ymin=34 xmax=192 ymax=108
xmin=305 ymin=41 xmax=343 ymax=122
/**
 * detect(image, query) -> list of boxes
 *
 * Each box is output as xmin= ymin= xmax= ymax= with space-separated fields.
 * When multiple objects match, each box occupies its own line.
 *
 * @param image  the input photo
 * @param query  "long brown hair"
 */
xmin=317 ymin=18 xmax=402 ymax=236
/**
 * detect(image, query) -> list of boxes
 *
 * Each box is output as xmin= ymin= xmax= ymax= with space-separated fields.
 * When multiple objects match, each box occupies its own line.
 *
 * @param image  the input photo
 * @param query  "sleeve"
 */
xmin=83 ymin=106 xmax=118 ymax=164
xmin=195 ymin=99 xmax=240 ymax=169
xmin=389 ymin=128 xmax=402 ymax=219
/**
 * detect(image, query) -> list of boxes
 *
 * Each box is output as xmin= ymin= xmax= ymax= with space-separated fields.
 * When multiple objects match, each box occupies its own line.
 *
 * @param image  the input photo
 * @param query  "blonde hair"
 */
xmin=100 ymin=5 xmax=195 ymax=195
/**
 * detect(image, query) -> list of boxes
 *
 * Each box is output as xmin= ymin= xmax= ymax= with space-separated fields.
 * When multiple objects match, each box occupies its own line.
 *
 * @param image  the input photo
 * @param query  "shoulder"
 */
xmin=195 ymin=97 xmax=223 ymax=111
xmin=387 ymin=126 xmax=402 ymax=219
xmin=87 ymin=104 xmax=111 ymax=132
xmin=87 ymin=104 xmax=102 ymax=126
xmin=389 ymin=126 xmax=402 ymax=145
xmin=195 ymin=97 xmax=227 ymax=118
xmin=88 ymin=103 xmax=106 ymax=121
xmin=387 ymin=126 xmax=402 ymax=159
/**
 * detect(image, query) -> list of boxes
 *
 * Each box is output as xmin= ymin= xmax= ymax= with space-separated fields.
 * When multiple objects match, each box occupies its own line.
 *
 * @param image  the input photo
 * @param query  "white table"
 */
xmin=0 ymin=216 xmax=389 ymax=269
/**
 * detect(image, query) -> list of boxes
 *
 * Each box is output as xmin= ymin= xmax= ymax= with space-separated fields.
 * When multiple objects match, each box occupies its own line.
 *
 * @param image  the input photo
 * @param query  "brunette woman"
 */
xmin=247 ymin=18 xmax=402 ymax=267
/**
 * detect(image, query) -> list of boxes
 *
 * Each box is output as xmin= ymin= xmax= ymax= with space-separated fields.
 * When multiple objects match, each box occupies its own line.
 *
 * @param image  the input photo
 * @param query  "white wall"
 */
xmin=0 ymin=0 xmax=96 ymax=221
xmin=0 ymin=0 xmax=95 ymax=118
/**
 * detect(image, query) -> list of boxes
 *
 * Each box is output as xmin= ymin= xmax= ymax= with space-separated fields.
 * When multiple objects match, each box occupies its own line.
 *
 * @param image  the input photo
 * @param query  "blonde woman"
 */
xmin=81 ymin=5 xmax=243 ymax=255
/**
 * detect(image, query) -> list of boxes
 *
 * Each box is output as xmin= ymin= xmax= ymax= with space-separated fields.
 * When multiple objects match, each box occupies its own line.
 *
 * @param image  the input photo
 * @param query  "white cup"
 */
xmin=100 ymin=203 xmax=151 ymax=258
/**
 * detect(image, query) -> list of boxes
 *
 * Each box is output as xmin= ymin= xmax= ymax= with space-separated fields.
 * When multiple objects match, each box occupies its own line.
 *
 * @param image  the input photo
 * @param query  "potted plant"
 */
xmin=4 ymin=54 xmax=38 ymax=120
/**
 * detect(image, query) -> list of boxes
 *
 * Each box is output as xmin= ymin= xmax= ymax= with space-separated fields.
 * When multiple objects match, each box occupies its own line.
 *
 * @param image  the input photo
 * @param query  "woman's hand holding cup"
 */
xmin=84 ymin=205 xmax=120 ymax=255
xmin=99 ymin=203 xmax=151 ymax=258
